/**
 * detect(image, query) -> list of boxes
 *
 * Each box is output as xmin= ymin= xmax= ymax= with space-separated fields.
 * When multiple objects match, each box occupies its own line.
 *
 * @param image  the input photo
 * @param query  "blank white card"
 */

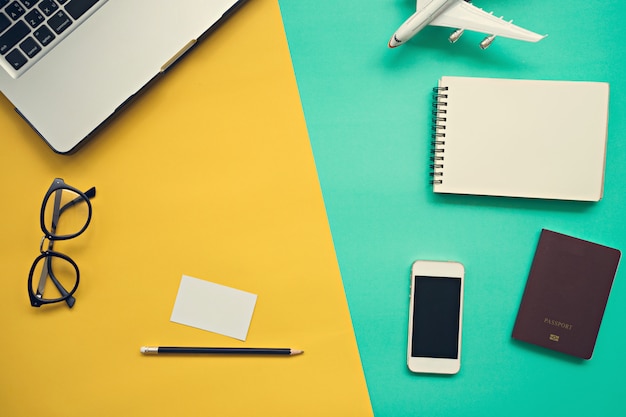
xmin=170 ymin=275 xmax=258 ymax=341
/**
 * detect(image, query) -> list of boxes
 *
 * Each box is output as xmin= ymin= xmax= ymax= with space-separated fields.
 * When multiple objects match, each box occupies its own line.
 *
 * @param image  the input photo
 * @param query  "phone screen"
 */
xmin=411 ymin=276 xmax=462 ymax=359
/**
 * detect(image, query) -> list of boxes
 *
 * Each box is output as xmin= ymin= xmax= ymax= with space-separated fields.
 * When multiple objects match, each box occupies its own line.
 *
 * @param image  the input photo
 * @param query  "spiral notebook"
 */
xmin=430 ymin=77 xmax=610 ymax=201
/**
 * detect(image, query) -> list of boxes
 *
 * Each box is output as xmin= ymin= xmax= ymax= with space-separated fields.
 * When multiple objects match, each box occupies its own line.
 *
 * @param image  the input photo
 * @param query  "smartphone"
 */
xmin=407 ymin=260 xmax=464 ymax=374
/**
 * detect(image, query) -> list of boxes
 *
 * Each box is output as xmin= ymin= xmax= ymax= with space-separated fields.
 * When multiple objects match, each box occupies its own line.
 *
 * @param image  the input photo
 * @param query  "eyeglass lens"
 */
xmin=30 ymin=253 xmax=79 ymax=306
xmin=43 ymin=187 xmax=90 ymax=239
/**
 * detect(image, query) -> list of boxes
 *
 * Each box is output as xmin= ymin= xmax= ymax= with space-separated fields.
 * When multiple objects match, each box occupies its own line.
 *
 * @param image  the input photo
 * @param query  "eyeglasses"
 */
xmin=28 ymin=178 xmax=96 ymax=308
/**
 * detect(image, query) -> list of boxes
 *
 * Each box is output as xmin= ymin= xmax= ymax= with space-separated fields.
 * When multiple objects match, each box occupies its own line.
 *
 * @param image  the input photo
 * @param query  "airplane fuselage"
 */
xmin=389 ymin=0 xmax=457 ymax=48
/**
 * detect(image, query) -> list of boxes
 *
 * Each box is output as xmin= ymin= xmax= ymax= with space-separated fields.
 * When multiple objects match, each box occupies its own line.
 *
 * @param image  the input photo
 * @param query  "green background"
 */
xmin=278 ymin=1 xmax=626 ymax=416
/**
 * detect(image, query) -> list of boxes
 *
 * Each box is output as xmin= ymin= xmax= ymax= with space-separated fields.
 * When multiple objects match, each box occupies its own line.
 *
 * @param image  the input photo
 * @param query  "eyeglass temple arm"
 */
xmin=48 ymin=188 xmax=64 ymax=235
xmin=35 ymin=189 xmax=64 ymax=299
xmin=58 ymin=187 xmax=97 ymax=218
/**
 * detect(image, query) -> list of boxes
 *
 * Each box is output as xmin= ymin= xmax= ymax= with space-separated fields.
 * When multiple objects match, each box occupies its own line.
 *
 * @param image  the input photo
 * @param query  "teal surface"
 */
xmin=278 ymin=1 xmax=626 ymax=416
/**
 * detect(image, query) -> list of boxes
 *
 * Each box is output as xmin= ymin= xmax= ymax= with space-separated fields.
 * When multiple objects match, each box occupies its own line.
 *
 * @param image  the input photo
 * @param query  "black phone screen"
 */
xmin=411 ymin=276 xmax=462 ymax=359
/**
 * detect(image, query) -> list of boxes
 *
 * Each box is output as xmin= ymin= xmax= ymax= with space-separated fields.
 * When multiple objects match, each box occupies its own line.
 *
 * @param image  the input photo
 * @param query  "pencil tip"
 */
xmin=291 ymin=349 xmax=304 ymax=355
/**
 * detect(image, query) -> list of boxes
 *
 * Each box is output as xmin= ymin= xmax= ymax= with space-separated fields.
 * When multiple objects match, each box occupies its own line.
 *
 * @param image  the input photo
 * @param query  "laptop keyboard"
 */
xmin=0 ymin=0 xmax=104 ymax=78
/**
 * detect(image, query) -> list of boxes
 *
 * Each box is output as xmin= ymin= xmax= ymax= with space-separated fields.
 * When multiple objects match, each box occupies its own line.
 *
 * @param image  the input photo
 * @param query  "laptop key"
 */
xmin=21 ymin=0 xmax=39 ymax=8
xmin=0 ymin=12 xmax=11 ymax=33
xmin=33 ymin=24 xmax=54 ymax=46
xmin=25 ymin=8 xmax=45 ymax=28
xmin=0 ymin=20 xmax=30 ymax=55
xmin=6 ymin=1 xmax=26 ymax=20
xmin=48 ymin=10 xmax=71 ymax=34
xmin=6 ymin=47 xmax=27 ymax=69
xmin=38 ymin=0 xmax=58 ymax=16
xmin=64 ymin=0 xmax=99 ymax=20
xmin=19 ymin=36 xmax=41 ymax=57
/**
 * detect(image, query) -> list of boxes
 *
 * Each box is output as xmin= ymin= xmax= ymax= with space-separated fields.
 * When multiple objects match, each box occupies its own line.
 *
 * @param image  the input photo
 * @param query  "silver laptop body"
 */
xmin=0 ymin=0 xmax=247 ymax=154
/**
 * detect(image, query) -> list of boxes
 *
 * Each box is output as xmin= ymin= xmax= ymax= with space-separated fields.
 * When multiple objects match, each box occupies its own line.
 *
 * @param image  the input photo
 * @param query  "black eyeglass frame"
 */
xmin=27 ymin=178 xmax=96 ymax=308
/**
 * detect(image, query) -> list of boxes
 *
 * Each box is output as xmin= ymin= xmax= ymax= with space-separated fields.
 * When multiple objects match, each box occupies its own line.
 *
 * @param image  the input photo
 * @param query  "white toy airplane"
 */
xmin=389 ymin=0 xmax=546 ymax=49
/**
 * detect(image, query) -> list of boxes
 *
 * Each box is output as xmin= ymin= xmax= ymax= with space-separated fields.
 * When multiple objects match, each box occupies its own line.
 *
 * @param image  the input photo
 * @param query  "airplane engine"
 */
xmin=480 ymin=34 xmax=496 ymax=49
xmin=449 ymin=29 xmax=464 ymax=43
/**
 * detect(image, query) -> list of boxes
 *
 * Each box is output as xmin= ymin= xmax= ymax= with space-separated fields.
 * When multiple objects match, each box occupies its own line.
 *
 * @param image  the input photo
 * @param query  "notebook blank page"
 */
xmin=433 ymin=77 xmax=609 ymax=201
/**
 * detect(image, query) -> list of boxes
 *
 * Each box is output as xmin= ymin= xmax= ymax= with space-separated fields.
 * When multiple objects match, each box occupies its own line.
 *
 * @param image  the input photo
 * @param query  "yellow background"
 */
xmin=0 ymin=1 xmax=373 ymax=415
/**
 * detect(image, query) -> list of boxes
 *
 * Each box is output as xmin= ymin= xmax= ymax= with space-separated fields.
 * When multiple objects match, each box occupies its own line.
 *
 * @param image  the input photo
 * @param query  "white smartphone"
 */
xmin=407 ymin=260 xmax=465 ymax=374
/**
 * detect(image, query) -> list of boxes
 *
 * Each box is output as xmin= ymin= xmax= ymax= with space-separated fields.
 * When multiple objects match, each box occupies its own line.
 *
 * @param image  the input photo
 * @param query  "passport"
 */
xmin=512 ymin=229 xmax=621 ymax=359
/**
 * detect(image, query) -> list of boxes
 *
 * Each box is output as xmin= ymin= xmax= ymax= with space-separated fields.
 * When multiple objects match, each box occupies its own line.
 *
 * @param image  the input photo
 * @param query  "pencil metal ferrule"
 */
xmin=141 ymin=346 xmax=159 ymax=355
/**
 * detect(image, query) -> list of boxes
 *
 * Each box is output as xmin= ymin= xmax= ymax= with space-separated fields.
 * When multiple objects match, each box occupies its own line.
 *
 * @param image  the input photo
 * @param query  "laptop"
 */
xmin=0 ymin=0 xmax=248 ymax=154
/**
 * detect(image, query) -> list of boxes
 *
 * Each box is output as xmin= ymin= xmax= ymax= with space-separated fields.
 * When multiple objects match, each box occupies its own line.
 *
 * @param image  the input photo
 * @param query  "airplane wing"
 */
xmin=429 ymin=0 xmax=546 ymax=42
xmin=416 ymin=0 xmax=430 ymax=13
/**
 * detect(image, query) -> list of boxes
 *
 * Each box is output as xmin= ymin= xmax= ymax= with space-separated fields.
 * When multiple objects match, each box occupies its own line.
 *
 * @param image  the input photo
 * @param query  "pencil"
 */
xmin=140 ymin=346 xmax=303 ymax=356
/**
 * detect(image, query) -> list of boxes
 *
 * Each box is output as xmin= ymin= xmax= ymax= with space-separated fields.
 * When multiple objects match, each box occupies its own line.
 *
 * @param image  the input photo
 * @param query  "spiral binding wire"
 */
xmin=430 ymin=86 xmax=448 ymax=185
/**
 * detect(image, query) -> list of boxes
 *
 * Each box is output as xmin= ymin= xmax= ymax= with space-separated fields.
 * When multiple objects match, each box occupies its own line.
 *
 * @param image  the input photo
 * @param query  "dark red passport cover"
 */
xmin=512 ymin=229 xmax=621 ymax=359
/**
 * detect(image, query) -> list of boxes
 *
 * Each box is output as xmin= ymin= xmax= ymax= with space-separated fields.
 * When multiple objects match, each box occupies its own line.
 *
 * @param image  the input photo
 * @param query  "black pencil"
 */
xmin=140 ymin=346 xmax=303 ymax=356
